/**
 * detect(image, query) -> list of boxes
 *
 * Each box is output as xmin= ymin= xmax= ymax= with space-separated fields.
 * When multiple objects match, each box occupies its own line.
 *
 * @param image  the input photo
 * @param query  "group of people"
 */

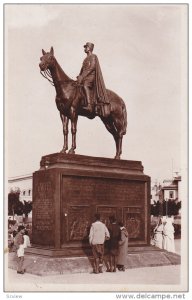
xmin=152 ymin=217 xmax=175 ymax=252
xmin=12 ymin=225 xmax=31 ymax=274
xmin=89 ymin=214 xmax=128 ymax=274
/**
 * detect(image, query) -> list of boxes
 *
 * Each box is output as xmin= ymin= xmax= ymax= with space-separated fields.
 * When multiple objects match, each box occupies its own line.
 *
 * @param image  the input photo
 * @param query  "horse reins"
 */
xmin=40 ymin=69 xmax=55 ymax=86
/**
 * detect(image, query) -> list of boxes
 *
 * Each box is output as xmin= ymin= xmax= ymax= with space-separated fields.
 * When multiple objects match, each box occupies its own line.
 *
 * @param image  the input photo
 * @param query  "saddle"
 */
xmin=74 ymin=82 xmax=111 ymax=117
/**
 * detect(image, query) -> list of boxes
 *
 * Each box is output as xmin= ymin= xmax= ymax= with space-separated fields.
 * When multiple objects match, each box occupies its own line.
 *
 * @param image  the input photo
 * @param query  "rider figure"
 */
xmin=77 ymin=42 xmax=110 ymax=115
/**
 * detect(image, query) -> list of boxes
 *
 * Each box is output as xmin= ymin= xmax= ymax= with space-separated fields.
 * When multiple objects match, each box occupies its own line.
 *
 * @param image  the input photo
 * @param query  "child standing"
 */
xmin=14 ymin=225 xmax=25 ymax=274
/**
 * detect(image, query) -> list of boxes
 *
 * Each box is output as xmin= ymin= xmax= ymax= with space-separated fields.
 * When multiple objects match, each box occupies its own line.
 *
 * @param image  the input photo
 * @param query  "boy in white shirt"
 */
xmin=89 ymin=213 xmax=110 ymax=273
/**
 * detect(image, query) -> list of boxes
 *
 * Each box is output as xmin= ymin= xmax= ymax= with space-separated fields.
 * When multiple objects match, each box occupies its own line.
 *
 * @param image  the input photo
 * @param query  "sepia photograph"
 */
xmin=3 ymin=2 xmax=189 ymax=296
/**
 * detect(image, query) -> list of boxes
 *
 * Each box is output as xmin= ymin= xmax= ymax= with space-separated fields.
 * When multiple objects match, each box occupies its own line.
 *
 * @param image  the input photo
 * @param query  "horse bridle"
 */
xmin=40 ymin=69 xmax=55 ymax=86
xmin=40 ymin=69 xmax=81 ymax=88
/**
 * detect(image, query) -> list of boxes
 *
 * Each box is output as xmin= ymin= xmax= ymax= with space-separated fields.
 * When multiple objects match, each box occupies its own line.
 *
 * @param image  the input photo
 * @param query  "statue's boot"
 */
xmin=83 ymin=86 xmax=93 ymax=113
xmin=84 ymin=103 xmax=93 ymax=113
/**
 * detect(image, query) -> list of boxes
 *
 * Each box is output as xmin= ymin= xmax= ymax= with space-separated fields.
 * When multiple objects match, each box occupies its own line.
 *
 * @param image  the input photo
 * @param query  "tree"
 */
xmin=23 ymin=200 xmax=32 ymax=218
xmin=8 ymin=189 xmax=23 ymax=217
xmin=8 ymin=189 xmax=22 ymax=218
xmin=162 ymin=200 xmax=181 ymax=216
xmin=151 ymin=199 xmax=181 ymax=216
xmin=8 ymin=188 xmax=33 ymax=221
xmin=150 ymin=200 xmax=162 ymax=216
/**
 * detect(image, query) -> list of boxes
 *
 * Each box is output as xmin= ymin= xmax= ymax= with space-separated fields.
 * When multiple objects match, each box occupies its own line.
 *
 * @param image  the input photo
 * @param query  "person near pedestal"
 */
xmin=153 ymin=217 xmax=164 ymax=249
xmin=107 ymin=215 xmax=121 ymax=272
xmin=23 ymin=229 xmax=31 ymax=248
xmin=117 ymin=222 xmax=128 ymax=271
xmin=14 ymin=225 xmax=25 ymax=274
xmin=89 ymin=213 xmax=110 ymax=274
xmin=163 ymin=217 xmax=175 ymax=252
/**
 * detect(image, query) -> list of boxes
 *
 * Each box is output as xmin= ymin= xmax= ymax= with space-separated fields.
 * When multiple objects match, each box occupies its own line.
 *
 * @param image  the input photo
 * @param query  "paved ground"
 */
xmin=4 ymin=239 xmax=185 ymax=293
xmin=5 ymin=264 xmax=181 ymax=292
xmin=174 ymin=239 xmax=181 ymax=254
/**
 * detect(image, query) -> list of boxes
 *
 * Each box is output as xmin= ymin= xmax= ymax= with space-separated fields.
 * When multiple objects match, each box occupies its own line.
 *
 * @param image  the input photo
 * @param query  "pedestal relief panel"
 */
xmin=67 ymin=205 xmax=91 ymax=241
xmin=123 ymin=207 xmax=142 ymax=240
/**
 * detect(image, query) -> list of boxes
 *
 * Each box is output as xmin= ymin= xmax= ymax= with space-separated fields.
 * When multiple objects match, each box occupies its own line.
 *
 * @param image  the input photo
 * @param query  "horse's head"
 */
xmin=39 ymin=47 xmax=55 ymax=71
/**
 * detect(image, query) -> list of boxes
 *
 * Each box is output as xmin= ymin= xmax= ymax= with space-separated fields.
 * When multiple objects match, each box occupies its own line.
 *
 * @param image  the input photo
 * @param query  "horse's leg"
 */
xmin=101 ymin=118 xmax=119 ymax=158
xmin=68 ymin=108 xmax=78 ymax=154
xmin=101 ymin=117 xmax=123 ymax=159
xmin=114 ymin=135 xmax=123 ymax=160
xmin=60 ymin=113 xmax=69 ymax=153
xmin=112 ymin=112 xmax=126 ymax=159
xmin=114 ymin=119 xmax=124 ymax=159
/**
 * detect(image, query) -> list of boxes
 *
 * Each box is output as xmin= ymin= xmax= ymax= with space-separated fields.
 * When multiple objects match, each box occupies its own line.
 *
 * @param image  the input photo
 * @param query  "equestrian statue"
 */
xmin=39 ymin=43 xmax=127 ymax=159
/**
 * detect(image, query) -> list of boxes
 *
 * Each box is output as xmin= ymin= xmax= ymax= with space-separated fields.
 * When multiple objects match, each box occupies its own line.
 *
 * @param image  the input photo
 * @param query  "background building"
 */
xmin=151 ymin=173 xmax=181 ymax=204
xmin=8 ymin=174 xmax=32 ymax=203
xmin=8 ymin=174 xmax=33 ymax=222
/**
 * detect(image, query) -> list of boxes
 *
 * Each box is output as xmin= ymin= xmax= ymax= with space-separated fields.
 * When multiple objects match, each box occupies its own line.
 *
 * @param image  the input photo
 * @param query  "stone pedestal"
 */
xmin=8 ymin=153 xmax=181 ymax=276
xmin=31 ymin=153 xmax=151 ymax=257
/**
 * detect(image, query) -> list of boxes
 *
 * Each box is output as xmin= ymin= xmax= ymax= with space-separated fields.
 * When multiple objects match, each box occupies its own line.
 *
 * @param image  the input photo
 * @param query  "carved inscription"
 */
xmin=33 ymin=181 xmax=54 ymax=231
xmin=62 ymin=176 xmax=144 ymax=205
xmin=68 ymin=206 xmax=90 ymax=241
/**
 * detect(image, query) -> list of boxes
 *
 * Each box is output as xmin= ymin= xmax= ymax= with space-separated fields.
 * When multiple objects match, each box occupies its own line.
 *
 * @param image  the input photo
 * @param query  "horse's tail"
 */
xmin=122 ymin=103 xmax=127 ymax=135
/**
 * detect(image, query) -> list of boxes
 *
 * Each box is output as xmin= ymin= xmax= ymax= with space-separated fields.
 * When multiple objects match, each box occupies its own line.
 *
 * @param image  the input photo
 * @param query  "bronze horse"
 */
xmin=39 ymin=47 xmax=127 ymax=159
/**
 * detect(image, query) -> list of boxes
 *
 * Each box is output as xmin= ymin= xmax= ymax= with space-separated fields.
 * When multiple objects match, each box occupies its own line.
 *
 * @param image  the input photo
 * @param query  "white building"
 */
xmin=151 ymin=173 xmax=181 ymax=204
xmin=8 ymin=174 xmax=33 ymax=222
xmin=8 ymin=174 xmax=32 ymax=203
xmin=161 ymin=175 xmax=181 ymax=202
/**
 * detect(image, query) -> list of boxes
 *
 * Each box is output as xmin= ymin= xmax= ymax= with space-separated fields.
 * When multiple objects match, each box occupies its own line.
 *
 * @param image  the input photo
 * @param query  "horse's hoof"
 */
xmin=60 ymin=149 xmax=67 ymax=154
xmin=114 ymin=155 xmax=121 ymax=160
xmin=68 ymin=149 xmax=75 ymax=154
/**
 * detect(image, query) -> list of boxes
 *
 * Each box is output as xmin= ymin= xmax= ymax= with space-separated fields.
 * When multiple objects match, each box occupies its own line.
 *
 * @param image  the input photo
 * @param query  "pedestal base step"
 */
xmin=8 ymin=246 xmax=181 ymax=276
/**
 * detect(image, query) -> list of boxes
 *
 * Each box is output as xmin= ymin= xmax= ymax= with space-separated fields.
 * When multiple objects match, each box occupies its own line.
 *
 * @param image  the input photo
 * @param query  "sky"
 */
xmin=5 ymin=4 xmax=188 ymax=184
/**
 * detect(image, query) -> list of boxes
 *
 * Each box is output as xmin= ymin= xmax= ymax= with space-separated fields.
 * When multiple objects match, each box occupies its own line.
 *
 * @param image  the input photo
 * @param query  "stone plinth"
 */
xmin=8 ymin=247 xmax=181 ymax=276
xmin=31 ymin=153 xmax=151 ymax=256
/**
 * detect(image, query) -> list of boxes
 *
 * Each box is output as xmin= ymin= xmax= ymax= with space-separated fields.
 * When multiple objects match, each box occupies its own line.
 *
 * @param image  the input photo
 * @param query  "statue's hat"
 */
xmin=84 ymin=42 xmax=94 ymax=50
